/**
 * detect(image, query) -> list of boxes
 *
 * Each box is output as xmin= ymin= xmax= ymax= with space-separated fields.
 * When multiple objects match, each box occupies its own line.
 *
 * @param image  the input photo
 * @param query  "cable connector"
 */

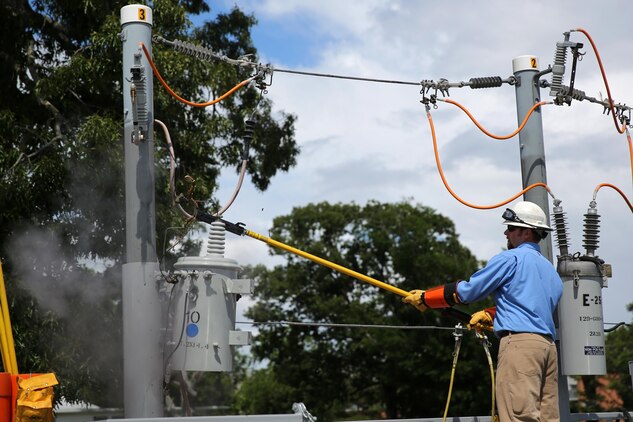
xmin=196 ymin=211 xmax=246 ymax=236
xmin=452 ymin=323 xmax=464 ymax=343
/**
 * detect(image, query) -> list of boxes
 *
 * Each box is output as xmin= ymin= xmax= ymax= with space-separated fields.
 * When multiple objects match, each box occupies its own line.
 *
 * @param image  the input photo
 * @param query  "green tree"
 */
xmin=241 ymin=201 xmax=496 ymax=420
xmin=0 ymin=0 xmax=297 ymax=407
xmin=234 ymin=367 xmax=295 ymax=415
xmin=605 ymin=303 xmax=633 ymax=410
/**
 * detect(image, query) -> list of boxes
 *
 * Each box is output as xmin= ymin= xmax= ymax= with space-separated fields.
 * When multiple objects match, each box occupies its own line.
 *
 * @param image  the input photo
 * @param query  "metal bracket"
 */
xmin=229 ymin=330 xmax=252 ymax=346
xmin=572 ymin=269 xmax=580 ymax=289
xmin=225 ymin=278 xmax=254 ymax=295
xmin=130 ymin=53 xmax=148 ymax=144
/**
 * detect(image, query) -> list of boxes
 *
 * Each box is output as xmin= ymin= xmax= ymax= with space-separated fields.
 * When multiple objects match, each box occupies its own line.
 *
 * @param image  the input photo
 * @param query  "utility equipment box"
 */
xmin=557 ymin=256 xmax=607 ymax=375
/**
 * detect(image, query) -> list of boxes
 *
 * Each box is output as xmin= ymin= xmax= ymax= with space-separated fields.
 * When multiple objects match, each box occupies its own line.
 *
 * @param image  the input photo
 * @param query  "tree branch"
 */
xmin=20 ymin=0 xmax=74 ymax=51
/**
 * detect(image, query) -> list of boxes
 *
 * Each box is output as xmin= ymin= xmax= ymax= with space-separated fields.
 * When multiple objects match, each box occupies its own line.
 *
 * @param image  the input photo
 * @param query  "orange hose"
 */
xmin=590 ymin=129 xmax=633 ymax=212
xmin=593 ymin=183 xmax=633 ymax=212
xmin=574 ymin=28 xmax=626 ymax=134
xmin=627 ymin=128 xmax=633 ymax=191
xmin=426 ymin=111 xmax=554 ymax=210
xmin=140 ymin=42 xmax=251 ymax=108
xmin=440 ymin=99 xmax=550 ymax=140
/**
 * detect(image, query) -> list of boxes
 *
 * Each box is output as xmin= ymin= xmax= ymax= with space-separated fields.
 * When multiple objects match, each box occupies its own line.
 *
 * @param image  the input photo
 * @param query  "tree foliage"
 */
xmin=604 ymin=303 xmax=633 ymax=410
xmin=241 ymin=201 xmax=496 ymax=420
xmin=0 ymin=0 xmax=297 ymax=406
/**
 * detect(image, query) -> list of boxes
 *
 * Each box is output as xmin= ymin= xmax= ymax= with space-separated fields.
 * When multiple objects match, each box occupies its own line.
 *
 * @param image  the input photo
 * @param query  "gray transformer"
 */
xmin=168 ymin=221 xmax=253 ymax=373
xmin=557 ymin=256 xmax=607 ymax=375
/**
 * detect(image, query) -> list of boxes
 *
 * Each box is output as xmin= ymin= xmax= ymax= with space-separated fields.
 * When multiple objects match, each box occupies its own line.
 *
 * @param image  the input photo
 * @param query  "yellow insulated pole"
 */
xmin=196 ymin=215 xmax=484 ymax=328
xmin=242 ymin=227 xmax=489 ymax=329
xmin=0 ymin=262 xmax=18 ymax=374
xmin=244 ymin=229 xmax=410 ymax=298
xmin=0 ymin=299 xmax=9 ymax=372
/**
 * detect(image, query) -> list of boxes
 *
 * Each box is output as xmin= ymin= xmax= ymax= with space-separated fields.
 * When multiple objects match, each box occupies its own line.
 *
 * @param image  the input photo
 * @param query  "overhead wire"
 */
xmin=154 ymin=119 xmax=251 ymax=220
xmin=438 ymin=98 xmax=551 ymax=140
xmin=573 ymin=28 xmax=627 ymax=134
xmin=592 ymin=183 xmax=633 ymax=212
xmin=556 ymin=29 xmax=633 ymax=213
xmin=140 ymin=42 xmax=254 ymax=108
xmin=237 ymin=320 xmax=457 ymax=331
xmin=239 ymin=318 xmax=493 ymax=422
xmin=590 ymin=128 xmax=633 ymax=213
xmin=425 ymin=108 xmax=556 ymax=209
xmin=155 ymin=119 xmax=194 ymax=220
xmin=274 ymin=68 xmax=421 ymax=86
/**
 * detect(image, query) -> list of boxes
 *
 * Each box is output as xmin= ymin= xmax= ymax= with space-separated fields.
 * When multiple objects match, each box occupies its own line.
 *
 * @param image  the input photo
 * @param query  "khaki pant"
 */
xmin=496 ymin=333 xmax=559 ymax=422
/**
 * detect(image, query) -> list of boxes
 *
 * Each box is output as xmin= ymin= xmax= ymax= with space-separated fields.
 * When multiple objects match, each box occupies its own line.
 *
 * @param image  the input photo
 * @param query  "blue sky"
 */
xmin=191 ymin=1 xmax=334 ymax=68
xmin=183 ymin=1 xmax=633 ymax=328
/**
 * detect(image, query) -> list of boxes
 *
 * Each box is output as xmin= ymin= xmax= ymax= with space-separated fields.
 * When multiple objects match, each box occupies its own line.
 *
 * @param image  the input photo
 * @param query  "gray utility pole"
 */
xmin=512 ymin=55 xmax=553 ymax=260
xmin=512 ymin=55 xmax=570 ymax=422
xmin=121 ymin=5 xmax=163 ymax=418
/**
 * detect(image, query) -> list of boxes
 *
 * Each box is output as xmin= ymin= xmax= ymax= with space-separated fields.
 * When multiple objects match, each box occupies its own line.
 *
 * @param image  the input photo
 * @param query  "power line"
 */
xmin=153 ymin=35 xmax=518 ymax=91
xmin=236 ymin=320 xmax=457 ymax=331
xmin=273 ymin=68 xmax=420 ymax=86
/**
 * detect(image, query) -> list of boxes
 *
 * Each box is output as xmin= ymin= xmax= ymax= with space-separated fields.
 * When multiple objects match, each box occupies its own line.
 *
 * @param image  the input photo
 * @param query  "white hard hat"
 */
xmin=502 ymin=201 xmax=552 ymax=231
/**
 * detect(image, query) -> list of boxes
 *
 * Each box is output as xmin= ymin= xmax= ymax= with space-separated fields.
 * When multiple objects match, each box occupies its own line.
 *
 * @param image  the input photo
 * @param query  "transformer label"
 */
xmin=185 ymin=341 xmax=210 ymax=350
xmin=578 ymin=315 xmax=602 ymax=322
xmin=584 ymin=346 xmax=605 ymax=356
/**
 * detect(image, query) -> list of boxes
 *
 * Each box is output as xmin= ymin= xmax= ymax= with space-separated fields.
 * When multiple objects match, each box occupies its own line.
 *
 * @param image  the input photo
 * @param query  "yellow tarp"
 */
xmin=14 ymin=373 xmax=58 ymax=422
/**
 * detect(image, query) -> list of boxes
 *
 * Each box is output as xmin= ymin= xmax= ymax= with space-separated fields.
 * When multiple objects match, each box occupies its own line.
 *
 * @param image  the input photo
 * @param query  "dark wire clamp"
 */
xmin=195 ymin=211 xmax=246 ymax=236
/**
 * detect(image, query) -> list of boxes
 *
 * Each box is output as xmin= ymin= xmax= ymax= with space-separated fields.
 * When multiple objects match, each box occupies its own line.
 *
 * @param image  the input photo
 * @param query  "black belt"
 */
xmin=498 ymin=331 xmax=553 ymax=341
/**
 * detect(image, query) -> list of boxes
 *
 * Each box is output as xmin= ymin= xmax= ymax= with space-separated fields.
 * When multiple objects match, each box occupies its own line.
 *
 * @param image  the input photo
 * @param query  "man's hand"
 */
xmin=468 ymin=309 xmax=494 ymax=332
xmin=403 ymin=290 xmax=427 ymax=313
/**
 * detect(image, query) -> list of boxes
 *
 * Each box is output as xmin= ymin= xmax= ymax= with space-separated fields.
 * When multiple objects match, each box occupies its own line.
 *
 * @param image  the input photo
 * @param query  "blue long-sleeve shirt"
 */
xmin=456 ymin=242 xmax=563 ymax=339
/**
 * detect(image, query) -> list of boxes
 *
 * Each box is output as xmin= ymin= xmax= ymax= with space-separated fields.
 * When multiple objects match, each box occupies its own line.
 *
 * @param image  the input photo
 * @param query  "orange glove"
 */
xmin=468 ymin=309 xmax=494 ymax=332
xmin=403 ymin=290 xmax=427 ymax=313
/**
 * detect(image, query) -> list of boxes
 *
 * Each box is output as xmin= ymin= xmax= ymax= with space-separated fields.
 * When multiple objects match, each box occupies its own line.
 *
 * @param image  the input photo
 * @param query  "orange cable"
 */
xmin=426 ymin=111 xmax=554 ymax=210
xmin=574 ymin=28 xmax=626 ymax=134
xmin=626 ymin=128 xmax=633 ymax=190
xmin=593 ymin=183 xmax=633 ymax=212
xmin=590 ymin=129 xmax=633 ymax=212
xmin=440 ymin=99 xmax=550 ymax=140
xmin=140 ymin=42 xmax=252 ymax=108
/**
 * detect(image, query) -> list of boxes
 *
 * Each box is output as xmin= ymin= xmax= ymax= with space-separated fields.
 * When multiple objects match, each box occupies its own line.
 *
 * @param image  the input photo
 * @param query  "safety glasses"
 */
xmin=502 ymin=208 xmax=529 ymax=226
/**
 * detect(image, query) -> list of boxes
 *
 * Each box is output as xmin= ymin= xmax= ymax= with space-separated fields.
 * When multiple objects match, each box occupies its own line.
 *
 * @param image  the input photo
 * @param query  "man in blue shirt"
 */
xmin=404 ymin=201 xmax=563 ymax=422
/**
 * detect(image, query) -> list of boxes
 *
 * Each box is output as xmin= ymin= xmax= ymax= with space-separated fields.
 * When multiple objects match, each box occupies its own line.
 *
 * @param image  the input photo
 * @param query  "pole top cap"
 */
xmin=512 ymin=55 xmax=539 ymax=73
xmin=121 ymin=5 xmax=153 ymax=26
